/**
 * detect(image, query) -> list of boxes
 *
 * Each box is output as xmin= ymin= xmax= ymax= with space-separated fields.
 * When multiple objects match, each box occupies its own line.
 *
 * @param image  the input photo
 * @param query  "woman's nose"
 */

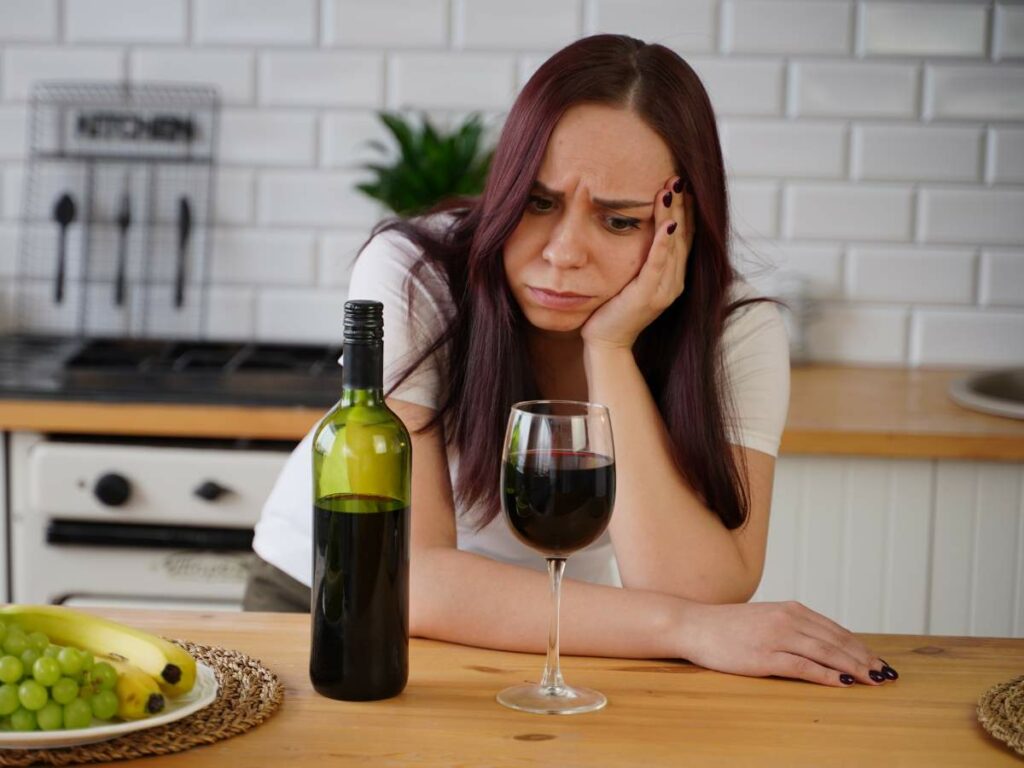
xmin=541 ymin=218 xmax=587 ymax=269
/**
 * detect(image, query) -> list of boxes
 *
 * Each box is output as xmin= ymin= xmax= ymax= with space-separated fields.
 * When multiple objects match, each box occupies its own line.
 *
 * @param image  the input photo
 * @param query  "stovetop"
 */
xmin=0 ymin=335 xmax=343 ymax=406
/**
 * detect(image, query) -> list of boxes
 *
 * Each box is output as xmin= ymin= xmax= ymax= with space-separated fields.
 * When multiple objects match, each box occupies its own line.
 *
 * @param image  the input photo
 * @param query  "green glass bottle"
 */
xmin=310 ymin=300 xmax=412 ymax=701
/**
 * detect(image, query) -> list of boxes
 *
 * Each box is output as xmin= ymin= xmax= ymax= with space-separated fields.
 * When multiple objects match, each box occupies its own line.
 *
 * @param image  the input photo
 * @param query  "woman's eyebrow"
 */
xmin=532 ymin=180 xmax=654 ymax=211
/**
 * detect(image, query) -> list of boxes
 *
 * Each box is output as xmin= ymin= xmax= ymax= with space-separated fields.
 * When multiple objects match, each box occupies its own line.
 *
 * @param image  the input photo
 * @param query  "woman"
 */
xmin=247 ymin=34 xmax=897 ymax=688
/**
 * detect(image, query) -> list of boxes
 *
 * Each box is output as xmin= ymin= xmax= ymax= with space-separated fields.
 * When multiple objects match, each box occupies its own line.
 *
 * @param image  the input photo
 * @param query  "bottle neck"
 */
xmin=341 ymin=341 xmax=383 ymax=404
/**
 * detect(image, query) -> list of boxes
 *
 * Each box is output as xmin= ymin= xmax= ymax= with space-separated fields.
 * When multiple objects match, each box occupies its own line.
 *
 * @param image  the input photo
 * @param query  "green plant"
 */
xmin=356 ymin=112 xmax=494 ymax=217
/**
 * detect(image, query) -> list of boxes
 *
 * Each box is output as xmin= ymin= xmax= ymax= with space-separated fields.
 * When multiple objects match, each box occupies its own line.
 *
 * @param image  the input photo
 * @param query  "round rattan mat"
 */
xmin=978 ymin=674 xmax=1024 ymax=758
xmin=0 ymin=640 xmax=284 ymax=766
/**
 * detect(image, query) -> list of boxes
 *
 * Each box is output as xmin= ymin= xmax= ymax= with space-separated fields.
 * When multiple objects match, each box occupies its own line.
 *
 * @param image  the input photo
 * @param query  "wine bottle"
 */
xmin=310 ymin=300 xmax=411 ymax=701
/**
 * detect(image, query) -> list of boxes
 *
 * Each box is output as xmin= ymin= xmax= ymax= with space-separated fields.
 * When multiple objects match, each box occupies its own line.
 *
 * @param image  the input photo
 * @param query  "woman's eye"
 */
xmin=606 ymin=216 xmax=641 ymax=233
xmin=527 ymin=195 xmax=555 ymax=212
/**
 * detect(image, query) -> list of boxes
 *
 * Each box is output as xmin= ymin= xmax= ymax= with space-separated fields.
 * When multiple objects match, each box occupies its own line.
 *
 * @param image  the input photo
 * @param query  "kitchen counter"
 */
xmin=86 ymin=609 xmax=1024 ymax=767
xmin=1 ymin=366 xmax=1023 ymax=460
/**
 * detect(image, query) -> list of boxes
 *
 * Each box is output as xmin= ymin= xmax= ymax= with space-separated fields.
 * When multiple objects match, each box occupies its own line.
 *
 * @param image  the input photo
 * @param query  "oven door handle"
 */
xmin=46 ymin=520 xmax=254 ymax=551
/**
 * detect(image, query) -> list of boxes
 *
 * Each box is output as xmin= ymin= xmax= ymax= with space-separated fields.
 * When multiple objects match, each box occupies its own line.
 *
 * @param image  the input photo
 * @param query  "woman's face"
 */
xmin=503 ymin=103 xmax=677 ymax=336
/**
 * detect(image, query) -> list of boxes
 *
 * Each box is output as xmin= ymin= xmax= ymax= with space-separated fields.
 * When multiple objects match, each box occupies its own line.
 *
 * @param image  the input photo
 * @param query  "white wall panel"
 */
xmin=931 ymin=461 xmax=1024 ymax=637
xmin=796 ymin=459 xmax=845 ymax=619
xmin=757 ymin=456 xmax=934 ymax=634
xmin=884 ymin=462 xmax=933 ymax=635
xmin=0 ymin=435 xmax=7 ymax=602
xmin=754 ymin=458 xmax=802 ymax=602
xmin=968 ymin=463 xmax=1022 ymax=637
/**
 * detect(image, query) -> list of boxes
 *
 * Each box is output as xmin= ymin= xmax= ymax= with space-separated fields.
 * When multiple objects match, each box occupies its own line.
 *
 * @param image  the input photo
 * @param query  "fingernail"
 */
xmin=673 ymin=178 xmax=684 ymax=194
xmin=667 ymin=221 xmax=677 ymax=235
xmin=868 ymin=670 xmax=885 ymax=683
xmin=880 ymin=659 xmax=899 ymax=680
xmin=839 ymin=674 xmax=855 ymax=686
xmin=662 ymin=191 xmax=672 ymax=208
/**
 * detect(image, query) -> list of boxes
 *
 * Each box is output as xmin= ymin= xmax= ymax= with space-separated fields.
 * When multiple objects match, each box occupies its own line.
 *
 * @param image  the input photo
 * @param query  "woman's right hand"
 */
xmin=682 ymin=600 xmax=896 ymax=687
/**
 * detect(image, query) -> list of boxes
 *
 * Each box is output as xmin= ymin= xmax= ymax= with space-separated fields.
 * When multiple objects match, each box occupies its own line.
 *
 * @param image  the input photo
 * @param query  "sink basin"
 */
xmin=949 ymin=368 xmax=1024 ymax=420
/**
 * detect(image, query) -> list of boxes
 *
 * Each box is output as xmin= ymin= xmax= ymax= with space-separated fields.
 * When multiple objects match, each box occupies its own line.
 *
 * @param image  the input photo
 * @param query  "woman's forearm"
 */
xmin=410 ymin=546 xmax=689 ymax=659
xmin=583 ymin=344 xmax=756 ymax=603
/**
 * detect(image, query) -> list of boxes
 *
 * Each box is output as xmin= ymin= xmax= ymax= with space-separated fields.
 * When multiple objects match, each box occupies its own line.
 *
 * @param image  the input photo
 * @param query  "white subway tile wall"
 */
xmin=859 ymin=2 xmax=988 ymax=58
xmin=995 ymin=3 xmax=1024 ymax=60
xmin=980 ymin=249 xmax=1024 ymax=307
xmin=0 ymin=0 xmax=1020 ymax=365
xmin=989 ymin=127 xmax=1024 ymax=183
xmin=790 ymin=60 xmax=919 ymax=118
xmin=587 ymin=0 xmax=718 ymax=52
xmin=130 ymin=50 xmax=255 ymax=106
xmin=454 ymin=0 xmax=579 ymax=50
xmin=723 ymin=0 xmax=852 ymax=55
xmin=852 ymin=124 xmax=983 ymax=182
xmin=324 ymin=0 xmax=449 ymax=49
xmin=847 ymin=247 xmax=976 ymax=304
xmin=0 ymin=108 xmax=27 ymax=162
xmin=0 ymin=1 xmax=58 ymax=43
xmin=65 ymin=0 xmax=187 ymax=44
xmin=912 ymin=309 xmax=1024 ymax=366
xmin=218 ymin=111 xmax=318 ymax=167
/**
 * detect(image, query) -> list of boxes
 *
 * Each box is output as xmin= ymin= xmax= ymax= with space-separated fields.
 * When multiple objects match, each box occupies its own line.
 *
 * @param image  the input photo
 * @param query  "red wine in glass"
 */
xmin=497 ymin=400 xmax=615 ymax=715
xmin=504 ymin=450 xmax=615 ymax=557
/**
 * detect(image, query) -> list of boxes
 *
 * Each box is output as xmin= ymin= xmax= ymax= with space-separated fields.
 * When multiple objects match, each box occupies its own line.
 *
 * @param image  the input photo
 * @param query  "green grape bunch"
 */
xmin=0 ymin=619 xmax=119 ymax=732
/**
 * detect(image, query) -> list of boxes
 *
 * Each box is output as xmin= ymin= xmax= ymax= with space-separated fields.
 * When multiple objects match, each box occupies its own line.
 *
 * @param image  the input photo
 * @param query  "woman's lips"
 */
xmin=527 ymin=286 xmax=592 ymax=310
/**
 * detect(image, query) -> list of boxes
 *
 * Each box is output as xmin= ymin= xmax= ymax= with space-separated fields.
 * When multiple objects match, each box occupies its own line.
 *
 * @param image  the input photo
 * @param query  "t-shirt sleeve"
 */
xmin=345 ymin=228 xmax=452 ymax=411
xmin=720 ymin=297 xmax=791 ymax=457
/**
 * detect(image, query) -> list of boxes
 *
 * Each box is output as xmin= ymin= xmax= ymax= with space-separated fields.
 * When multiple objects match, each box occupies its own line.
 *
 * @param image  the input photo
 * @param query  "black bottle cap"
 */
xmin=344 ymin=300 xmax=383 ymax=344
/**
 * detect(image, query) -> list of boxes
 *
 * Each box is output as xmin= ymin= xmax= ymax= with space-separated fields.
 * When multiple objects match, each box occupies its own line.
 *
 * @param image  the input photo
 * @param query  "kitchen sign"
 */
xmin=57 ymin=106 xmax=215 ymax=160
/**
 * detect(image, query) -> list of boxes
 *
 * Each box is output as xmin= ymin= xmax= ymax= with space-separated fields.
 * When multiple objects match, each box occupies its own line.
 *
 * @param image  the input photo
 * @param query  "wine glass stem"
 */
xmin=539 ymin=557 xmax=567 ymax=693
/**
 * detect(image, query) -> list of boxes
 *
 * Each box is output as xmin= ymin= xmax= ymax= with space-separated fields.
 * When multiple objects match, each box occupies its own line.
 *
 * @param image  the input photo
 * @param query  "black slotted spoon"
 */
xmin=53 ymin=193 xmax=76 ymax=304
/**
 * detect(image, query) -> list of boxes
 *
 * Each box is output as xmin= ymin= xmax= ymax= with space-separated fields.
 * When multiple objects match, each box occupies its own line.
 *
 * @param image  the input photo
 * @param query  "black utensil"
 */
xmin=114 ymin=186 xmax=131 ymax=306
xmin=175 ymin=197 xmax=191 ymax=309
xmin=53 ymin=193 xmax=76 ymax=304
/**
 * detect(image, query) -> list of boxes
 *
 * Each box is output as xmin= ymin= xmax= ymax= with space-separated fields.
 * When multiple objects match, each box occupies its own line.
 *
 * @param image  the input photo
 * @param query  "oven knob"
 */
xmin=194 ymin=480 xmax=230 ymax=502
xmin=93 ymin=473 xmax=131 ymax=507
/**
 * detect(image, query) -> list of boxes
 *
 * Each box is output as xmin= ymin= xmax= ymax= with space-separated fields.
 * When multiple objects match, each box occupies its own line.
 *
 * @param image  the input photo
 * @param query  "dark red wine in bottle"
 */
xmin=310 ymin=300 xmax=411 ymax=701
xmin=503 ymin=450 xmax=615 ymax=557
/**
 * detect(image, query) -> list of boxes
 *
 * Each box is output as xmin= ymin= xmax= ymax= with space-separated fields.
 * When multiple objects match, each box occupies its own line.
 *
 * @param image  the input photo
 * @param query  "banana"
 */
xmin=0 ymin=604 xmax=196 ymax=698
xmin=104 ymin=656 xmax=166 ymax=720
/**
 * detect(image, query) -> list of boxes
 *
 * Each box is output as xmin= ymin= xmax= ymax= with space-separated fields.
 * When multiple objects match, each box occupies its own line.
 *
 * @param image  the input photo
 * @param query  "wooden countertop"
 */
xmin=83 ymin=609 xmax=1024 ymax=767
xmin=781 ymin=366 xmax=1024 ymax=461
xmin=1 ymin=366 xmax=1023 ymax=460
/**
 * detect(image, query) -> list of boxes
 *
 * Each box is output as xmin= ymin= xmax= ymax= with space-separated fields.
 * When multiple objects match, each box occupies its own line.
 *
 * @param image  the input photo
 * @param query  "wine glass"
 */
xmin=497 ymin=400 xmax=616 ymax=715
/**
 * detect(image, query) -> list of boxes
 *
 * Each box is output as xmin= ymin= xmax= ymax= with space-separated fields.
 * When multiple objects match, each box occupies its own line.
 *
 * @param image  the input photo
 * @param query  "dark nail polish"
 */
xmin=662 ymin=191 xmax=672 ymax=207
xmin=667 ymin=222 xmax=677 ymax=235
xmin=839 ymin=674 xmax=855 ymax=685
xmin=880 ymin=661 xmax=899 ymax=680
xmin=868 ymin=670 xmax=885 ymax=683
xmin=673 ymin=178 xmax=684 ymax=194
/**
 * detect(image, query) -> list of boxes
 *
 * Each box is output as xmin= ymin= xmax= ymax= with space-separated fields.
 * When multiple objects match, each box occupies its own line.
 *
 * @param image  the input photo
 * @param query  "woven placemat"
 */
xmin=0 ymin=640 xmax=284 ymax=766
xmin=978 ymin=674 xmax=1024 ymax=758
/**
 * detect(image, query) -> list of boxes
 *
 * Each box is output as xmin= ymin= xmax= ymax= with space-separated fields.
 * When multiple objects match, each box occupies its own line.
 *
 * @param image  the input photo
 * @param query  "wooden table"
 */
xmin=89 ymin=609 xmax=1023 ymax=767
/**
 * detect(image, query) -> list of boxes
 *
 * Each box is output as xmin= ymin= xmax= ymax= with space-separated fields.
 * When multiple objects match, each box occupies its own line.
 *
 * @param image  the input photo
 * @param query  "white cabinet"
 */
xmin=754 ymin=456 xmax=1024 ymax=638
xmin=0 ymin=435 xmax=7 ymax=602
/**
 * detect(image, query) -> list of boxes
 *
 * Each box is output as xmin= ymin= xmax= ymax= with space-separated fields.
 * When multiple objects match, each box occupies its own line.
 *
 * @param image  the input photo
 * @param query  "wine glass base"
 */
xmin=497 ymin=683 xmax=607 ymax=715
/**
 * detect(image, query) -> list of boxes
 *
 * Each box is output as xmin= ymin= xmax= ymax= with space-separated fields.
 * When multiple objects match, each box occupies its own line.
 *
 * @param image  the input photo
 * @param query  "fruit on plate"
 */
xmin=0 ymin=625 xmax=167 ymax=732
xmin=103 ymin=657 xmax=166 ymax=720
xmin=0 ymin=605 xmax=195 ymax=698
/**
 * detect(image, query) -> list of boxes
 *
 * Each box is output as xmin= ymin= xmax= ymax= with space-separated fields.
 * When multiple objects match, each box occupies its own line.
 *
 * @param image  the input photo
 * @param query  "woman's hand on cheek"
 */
xmin=581 ymin=176 xmax=694 ymax=351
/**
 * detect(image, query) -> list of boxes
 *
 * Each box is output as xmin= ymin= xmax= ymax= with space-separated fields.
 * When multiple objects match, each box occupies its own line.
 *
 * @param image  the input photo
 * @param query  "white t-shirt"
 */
xmin=252 ymin=219 xmax=791 ymax=588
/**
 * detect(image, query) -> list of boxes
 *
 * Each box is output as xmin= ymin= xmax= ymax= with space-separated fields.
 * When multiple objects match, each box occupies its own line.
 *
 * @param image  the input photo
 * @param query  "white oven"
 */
xmin=8 ymin=431 xmax=291 ymax=611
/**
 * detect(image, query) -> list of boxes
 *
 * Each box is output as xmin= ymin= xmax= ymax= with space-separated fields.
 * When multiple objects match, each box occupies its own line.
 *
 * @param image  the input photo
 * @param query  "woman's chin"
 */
xmin=522 ymin=306 xmax=589 ymax=336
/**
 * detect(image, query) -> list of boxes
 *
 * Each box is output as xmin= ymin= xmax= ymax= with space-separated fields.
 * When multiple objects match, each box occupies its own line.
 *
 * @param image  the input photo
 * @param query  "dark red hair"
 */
xmin=366 ymin=34 xmax=759 ymax=531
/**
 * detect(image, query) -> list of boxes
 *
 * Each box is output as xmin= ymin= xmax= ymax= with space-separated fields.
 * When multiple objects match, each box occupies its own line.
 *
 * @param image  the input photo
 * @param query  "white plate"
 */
xmin=0 ymin=661 xmax=218 ymax=749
